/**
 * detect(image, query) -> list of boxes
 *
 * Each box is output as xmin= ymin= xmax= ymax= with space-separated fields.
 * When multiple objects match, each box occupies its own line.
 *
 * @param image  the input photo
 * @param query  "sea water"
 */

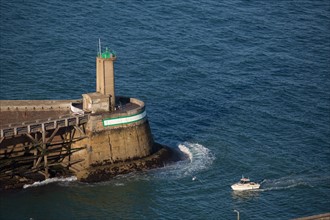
xmin=0 ymin=1 xmax=329 ymax=219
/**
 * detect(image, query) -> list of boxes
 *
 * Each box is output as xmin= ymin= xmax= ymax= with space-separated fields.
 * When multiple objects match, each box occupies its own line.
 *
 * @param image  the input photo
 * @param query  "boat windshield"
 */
xmin=240 ymin=178 xmax=250 ymax=184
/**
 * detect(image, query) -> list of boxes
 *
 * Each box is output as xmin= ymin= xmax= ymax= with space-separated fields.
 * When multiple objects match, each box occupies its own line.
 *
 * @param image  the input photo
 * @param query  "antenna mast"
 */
xmin=98 ymin=38 xmax=102 ymax=57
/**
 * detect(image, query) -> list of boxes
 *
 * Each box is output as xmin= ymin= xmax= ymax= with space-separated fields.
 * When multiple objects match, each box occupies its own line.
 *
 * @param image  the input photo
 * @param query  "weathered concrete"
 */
xmin=77 ymin=119 xmax=153 ymax=162
xmin=96 ymin=56 xmax=116 ymax=111
xmin=82 ymin=93 xmax=110 ymax=113
xmin=79 ymin=144 xmax=174 ymax=182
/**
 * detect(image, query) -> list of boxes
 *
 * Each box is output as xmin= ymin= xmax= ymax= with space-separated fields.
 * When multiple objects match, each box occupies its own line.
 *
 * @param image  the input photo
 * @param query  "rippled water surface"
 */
xmin=1 ymin=1 xmax=330 ymax=219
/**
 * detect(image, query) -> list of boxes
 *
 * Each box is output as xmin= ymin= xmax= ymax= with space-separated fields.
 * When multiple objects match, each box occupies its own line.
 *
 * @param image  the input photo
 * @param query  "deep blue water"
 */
xmin=1 ymin=0 xmax=330 ymax=219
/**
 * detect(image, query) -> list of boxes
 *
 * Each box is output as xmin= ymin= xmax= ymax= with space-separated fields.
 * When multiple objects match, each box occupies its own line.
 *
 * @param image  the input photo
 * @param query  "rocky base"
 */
xmin=78 ymin=145 xmax=178 ymax=182
xmin=0 ymin=167 xmax=74 ymax=191
xmin=0 ymin=145 xmax=178 ymax=190
xmin=0 ymin=175 xmax=38 ymax=191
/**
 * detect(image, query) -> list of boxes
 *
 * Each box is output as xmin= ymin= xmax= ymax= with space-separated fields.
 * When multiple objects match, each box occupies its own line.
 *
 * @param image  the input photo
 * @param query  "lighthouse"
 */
xmin=96 ymin=47 xmax=116 ymax=111
xmin=82 ymin=46 xmax=117 ymax=113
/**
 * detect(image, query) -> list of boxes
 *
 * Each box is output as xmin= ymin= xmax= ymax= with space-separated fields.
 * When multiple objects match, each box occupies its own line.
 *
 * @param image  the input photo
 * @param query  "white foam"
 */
xmin=178 ymin=144 xmax=193 ymax=162
xmin=153 ymin=142 xmax=215 ymax=180
xmin=257 ymin=174 xmax=327 ymax=192
xmin=114 ymin=182 xmax=125 ymax=186
xmin=23 ymin=176 xmax=77 ymax=189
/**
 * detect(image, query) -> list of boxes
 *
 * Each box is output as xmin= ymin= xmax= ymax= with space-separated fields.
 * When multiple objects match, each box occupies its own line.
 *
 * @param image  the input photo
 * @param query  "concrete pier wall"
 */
xmin=73 ymin=119 xmax=154 ymax=166
xmin=71 ymin=97 xmax=155 ymax=173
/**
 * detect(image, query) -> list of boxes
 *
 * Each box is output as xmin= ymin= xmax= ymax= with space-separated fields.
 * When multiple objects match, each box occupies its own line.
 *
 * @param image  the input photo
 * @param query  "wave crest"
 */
xmin=154 ymin=142 xmax=215 ymax=179
xmin=23 ymin=176 xmax=77 ymax=189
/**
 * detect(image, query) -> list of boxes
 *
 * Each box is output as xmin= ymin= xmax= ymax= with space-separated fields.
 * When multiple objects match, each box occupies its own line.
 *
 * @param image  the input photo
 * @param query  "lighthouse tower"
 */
xmin=96 ymin=47 xmax=116 ymax=111
xmin=82 ymin=46 xmax=117 ymax=113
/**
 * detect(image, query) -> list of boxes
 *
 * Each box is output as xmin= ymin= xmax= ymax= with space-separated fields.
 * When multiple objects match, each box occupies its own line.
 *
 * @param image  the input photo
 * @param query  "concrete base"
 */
xmin=70 ymin=117 xmax=156 ymax=171
xmin=78 ymin=144 xmax=176 ymax=182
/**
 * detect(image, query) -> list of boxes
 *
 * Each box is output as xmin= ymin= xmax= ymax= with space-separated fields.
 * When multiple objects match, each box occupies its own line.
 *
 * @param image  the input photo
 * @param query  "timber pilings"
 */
xmin=0 ymin=114 xmax=89 ymax=180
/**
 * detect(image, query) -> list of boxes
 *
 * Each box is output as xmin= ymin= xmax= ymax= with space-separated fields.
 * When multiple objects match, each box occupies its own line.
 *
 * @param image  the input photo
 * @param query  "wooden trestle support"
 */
xmin=0 ymin=114 xmax=89 ymax=180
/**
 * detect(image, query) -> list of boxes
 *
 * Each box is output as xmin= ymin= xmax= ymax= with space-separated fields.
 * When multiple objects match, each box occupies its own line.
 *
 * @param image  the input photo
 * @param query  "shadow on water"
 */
xmin=65 ymin=179 xmax=158 ymax=219
xmin=232 ymin=190 xmax=261 ymax=201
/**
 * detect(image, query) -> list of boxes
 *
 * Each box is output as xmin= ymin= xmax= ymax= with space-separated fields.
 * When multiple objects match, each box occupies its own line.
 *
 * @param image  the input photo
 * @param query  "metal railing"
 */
xmin=0 ymin=114 xmax=89 ymax=138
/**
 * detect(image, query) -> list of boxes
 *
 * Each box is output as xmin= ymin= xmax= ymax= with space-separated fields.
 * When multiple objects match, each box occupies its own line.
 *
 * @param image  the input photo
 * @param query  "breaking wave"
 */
xmin=23 ymin=176 xmax=77 ymax=189
xmin=152 ymin=142 xmax=216 ymax=179
xmin=178 ymin=144 xmax=193 ymax=162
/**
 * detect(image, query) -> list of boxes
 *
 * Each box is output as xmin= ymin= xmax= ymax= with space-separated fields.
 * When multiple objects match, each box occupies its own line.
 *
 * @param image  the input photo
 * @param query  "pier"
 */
xmin=0 ymin=47 xmax=172 ymax=189
xmin=0 ymin=100 xmax=89 ymax=182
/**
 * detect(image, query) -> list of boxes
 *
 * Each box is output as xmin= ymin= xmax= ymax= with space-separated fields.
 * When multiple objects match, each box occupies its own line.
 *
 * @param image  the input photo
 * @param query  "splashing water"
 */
xmin=152 ymin=142 xmax=216 ymax=180
xmin=23 ymin=176 xmax=77 ymax=189
xmin=178 ymin=144 xmax=193 ymax=162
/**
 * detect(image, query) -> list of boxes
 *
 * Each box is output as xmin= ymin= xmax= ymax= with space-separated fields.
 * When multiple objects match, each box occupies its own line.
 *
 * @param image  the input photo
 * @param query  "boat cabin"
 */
xmin=240 ymin=177 xmax=251 ymax=184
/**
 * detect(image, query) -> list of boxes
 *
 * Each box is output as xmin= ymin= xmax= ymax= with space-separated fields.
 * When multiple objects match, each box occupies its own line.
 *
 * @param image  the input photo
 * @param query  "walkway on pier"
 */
xmin=1 ymin=114 xmax=89 ymax=139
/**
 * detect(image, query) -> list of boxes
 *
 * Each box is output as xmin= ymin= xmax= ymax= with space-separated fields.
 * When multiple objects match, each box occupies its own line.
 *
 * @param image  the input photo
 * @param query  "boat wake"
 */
xmin=23 ymin=176 xmax=77 ymax=189
xmin=257 ymin=174 xmax=330 ymax=192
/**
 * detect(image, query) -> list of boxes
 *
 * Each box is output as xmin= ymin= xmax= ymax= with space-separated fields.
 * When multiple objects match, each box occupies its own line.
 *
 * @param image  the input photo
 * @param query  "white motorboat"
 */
xmin=231 ymin=177 xmax=260 ymax=191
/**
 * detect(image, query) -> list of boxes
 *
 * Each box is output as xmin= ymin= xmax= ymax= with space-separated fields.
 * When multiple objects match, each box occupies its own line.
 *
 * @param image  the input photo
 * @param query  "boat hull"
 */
xmin=231 ymin=183 xmax=260 ymax=191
